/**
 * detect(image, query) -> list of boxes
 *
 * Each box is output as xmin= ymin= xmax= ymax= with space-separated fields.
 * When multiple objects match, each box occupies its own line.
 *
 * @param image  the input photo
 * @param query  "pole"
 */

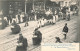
xmin=25 ymin=0 xmax=27 ymax=14
xmin=33 ymin=0 xmax=34 ymax=10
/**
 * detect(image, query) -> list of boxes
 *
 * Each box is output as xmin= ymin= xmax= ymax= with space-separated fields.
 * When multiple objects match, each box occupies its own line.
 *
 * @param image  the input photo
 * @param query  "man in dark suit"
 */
xmin=63 ymin=23 xmax=69 ymax=39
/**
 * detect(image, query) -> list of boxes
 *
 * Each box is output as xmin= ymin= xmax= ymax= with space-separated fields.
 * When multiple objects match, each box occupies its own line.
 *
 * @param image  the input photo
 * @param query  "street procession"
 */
xmin=0 ymin=0 xmax=79 ymax=51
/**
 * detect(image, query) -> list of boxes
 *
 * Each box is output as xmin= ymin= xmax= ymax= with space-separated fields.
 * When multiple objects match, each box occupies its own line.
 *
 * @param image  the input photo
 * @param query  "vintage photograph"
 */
xmin=0 ymin=0 xmax=80 ymax=51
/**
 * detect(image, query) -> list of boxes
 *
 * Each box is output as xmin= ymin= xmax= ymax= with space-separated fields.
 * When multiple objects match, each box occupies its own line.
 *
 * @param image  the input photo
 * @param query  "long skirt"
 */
xmin=16 ymin=46 xmax=27 ymax=51
xmin=32 ymin=37 xmax=42 ymax=45
xmin=16 ymin=17 xmax=19 ymax=23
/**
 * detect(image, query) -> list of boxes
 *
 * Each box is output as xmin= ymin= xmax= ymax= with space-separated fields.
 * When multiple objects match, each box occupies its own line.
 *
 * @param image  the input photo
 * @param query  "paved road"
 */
xmin=0 ymin=15 xmax=78 ymax=51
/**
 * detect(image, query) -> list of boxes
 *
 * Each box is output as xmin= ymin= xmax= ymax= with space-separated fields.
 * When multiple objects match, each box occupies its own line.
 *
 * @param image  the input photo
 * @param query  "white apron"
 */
xmin=55 ymin=15 xmax=58 ymax=22
xmin=41 ymin=20 xmax=44 ymax=26
xmin=4 ymin=17 xmax=7 ymax=21
xmin=44 ymin=19 xmax=47 ymax=25
xmin=20 ymin=15 xmax=24 ymax=23
xmin=53 ymin=15 xmax=56 ymax=23
xmin=12 ymin=18 xmax=16 ymax=23
xmin=37 ymin=21 xmax=40 ymax=27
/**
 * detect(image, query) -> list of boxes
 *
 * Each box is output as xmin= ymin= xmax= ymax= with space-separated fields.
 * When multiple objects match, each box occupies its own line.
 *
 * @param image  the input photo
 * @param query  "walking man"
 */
xmin=62 ymin=23 xmax=69 ymax=39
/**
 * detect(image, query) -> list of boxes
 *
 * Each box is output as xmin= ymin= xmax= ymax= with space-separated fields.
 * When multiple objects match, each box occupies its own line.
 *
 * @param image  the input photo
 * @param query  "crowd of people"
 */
xmin=5 ymin=12 xmax=28 ymax=25
xmin=36 ymin=6 xmax=78 ymax=28
xmin=0 ymin=5 xmax=78 ymax=29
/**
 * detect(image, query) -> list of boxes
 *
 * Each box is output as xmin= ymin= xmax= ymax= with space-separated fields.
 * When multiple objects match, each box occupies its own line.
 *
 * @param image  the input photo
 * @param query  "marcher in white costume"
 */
xmin=20 ymin=14 xmax=24 ymax=23
xmin=37 ymin=21 xmax=40 ymax=28
xmin=55 ymin=15 xmax=58 ymax=22
xmin=53 ymin=15 xmax=56 ymax=24
xmin=43 ymin=18 xmax=45 ymax=26
xmin=16 ymin=15 xmax=19 ymax=23
xmin=44 ymin=19 xmax=47 ymax=25
xmin=12 ymin=18 xmax=16 ymax=23
xmin=4 ymin=17 xmax=7 ymax=21
xmin=54 ymin=10 xmax=58 ymax=22
xmin=41 ymin=19 xmax=43 ymax=26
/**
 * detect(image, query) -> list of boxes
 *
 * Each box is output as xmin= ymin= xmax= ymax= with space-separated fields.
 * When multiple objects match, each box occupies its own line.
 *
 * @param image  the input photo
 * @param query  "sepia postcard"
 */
xmin=0 ymin=0 xmax=80 ymax=51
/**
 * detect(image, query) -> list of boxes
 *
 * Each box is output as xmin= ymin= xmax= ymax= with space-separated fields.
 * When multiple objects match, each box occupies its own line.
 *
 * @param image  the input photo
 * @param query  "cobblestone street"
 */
xmin=0 ymin=14 xmax=78 ymax=51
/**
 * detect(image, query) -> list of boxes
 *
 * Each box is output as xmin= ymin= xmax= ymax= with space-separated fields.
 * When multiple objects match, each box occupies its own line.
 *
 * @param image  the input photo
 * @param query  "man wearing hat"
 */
xmin=62 ymin=23 xmax=69 ymax=39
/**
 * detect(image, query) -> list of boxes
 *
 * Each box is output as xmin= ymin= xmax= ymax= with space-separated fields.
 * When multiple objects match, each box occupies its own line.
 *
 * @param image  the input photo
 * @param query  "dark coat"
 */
xmin=34 ymin=30 xmax=42 ymax=44
xmin=11 ymin=24 xmax=21 ymax=34
xmin=35 ymin=30 xmax=42 ymax=39
xmin=63 ymin=26 xmax=68 ymax=33
xmin=18 ymin=36 xmax=23 ymax=43
xmin=22 ymin=38 xmax=28 ymax=48
xmin=16 ymin=38 xmax=28 ymax=51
